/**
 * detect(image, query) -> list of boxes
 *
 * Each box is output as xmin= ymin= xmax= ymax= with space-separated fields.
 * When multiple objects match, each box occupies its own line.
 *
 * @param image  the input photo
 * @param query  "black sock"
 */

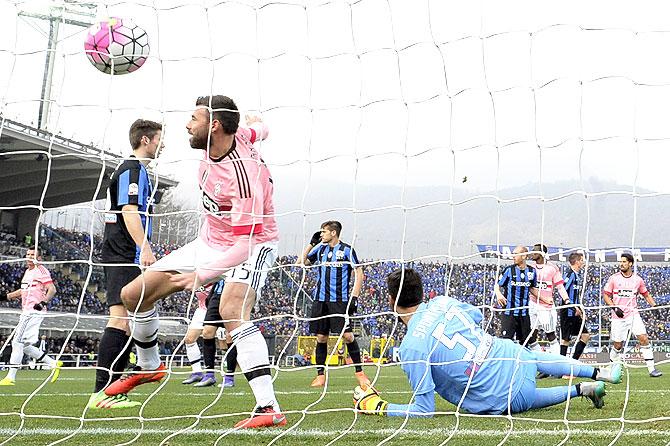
xmin=113 ymin=338 xmax=134 ymax=380
xmin=347 ymin=339 xmax=363 ymax=373
xmin=225 ymin=342 xmax=237 ymax=374
xmin=591 ymin=368 xmax=598 ymax=380
xmin=203 ymin=337 xmax=216 ymax=371
xmin=576 ymin=383 xmax=582 ymax=395
xmin=572 ymin=341 xmax=586 ymax=360
xmin=315 ymin=342 xmax=327 ymax=375
xmin=94 ymin=327 xmax=129 ymax=393
xmin=559 ymin=345 xmax=568 ymax=356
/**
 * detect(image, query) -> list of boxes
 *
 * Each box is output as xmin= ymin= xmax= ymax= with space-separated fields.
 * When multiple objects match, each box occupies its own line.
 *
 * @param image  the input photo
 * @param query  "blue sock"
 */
xmin=531 ymin=385 xmax=579 ymax=409
xmin=533 ymin=351 xmax=595 ymax=378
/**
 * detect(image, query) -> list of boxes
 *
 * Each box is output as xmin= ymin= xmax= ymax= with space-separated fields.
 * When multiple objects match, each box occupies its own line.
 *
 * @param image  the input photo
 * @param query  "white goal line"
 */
xmin=0 ymin=427 xmax=668 ymax=438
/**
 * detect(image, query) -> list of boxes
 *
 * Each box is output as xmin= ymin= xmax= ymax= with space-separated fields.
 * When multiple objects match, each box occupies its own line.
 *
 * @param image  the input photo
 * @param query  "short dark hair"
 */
xmin=387 ymin=268 xmax=424 ymax=308
xmin=321 ymin=221 xmax=342 ymax=237
xmin=195 ymin=95 xmax=240 ymax=135
xmin=568 ymin=252 xmax=583 ymax=265
xmin=533 ymin=243 xmax=548 ymax=254
xmin=621 ymin=253 xmax=634 ymax=264
xmin=129 ymin=119 xmax=162 ymax=150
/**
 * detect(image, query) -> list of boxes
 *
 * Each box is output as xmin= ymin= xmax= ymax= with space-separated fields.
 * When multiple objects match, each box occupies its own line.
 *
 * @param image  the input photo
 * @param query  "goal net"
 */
xmin=1 ymin=0 xmax=669 ymax=445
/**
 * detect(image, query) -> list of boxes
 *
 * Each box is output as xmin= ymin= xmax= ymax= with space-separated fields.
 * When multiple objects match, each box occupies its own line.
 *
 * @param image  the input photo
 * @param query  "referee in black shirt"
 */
xmin=494 ymin=245 xmax=539 ymax=347
xmin=301 ymin=221 xmax=369 ymax=388
xmin=87 ymin=119 xmax=164 ymax=409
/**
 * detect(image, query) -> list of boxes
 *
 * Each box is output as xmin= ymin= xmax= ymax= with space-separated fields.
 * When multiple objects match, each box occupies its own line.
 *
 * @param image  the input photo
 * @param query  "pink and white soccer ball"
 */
xmin=84 ymin=17 xmax=149 ymax=75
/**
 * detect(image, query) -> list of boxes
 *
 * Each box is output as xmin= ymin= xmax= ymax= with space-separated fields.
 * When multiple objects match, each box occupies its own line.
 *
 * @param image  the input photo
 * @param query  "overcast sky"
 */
xmin=3 ymin=0 xmax=670 ymax=255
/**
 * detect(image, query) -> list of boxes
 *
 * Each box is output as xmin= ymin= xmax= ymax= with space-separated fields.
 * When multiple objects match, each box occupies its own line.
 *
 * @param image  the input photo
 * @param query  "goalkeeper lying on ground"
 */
xmin=354 ymin=268 xmax=622 ymax=417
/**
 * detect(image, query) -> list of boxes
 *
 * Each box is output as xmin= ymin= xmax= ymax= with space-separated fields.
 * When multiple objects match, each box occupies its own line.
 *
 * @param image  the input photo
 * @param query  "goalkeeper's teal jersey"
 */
xmin=388 ymin=295 xmax=527 ymax=416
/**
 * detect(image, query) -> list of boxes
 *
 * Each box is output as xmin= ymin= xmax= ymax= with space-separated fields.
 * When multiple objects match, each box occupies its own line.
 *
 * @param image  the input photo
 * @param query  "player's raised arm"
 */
xmin=301 ymin=231 xmax=322 ymax=266
xmin=245 ymin=114 xmax=269 ymax=143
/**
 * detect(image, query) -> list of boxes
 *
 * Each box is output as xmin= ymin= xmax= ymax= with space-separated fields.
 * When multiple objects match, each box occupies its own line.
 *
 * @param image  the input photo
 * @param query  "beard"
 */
xmin=189 ymin=130 xmax=209 ymax=150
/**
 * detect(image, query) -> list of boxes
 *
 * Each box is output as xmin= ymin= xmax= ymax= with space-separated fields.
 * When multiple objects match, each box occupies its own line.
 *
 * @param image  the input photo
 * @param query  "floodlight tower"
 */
xmin=18 ymin=1 xmax=97 ymax=129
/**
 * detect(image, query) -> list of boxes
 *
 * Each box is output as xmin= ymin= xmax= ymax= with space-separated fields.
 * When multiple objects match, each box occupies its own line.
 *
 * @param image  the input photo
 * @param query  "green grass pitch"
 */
xmin=0 ymin=364 xmax=668 ymax=445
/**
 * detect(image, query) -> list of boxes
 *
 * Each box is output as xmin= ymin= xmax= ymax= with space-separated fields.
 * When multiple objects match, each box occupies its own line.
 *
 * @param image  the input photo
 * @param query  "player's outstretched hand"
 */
xmin=33 ymin=301 xmax=47 ymax=311
xmin=613 ymin=307 xmax=625 ymax=318
xmin=169 ymin=272 xmax=200 ymax=292
xmin=310 ymin=231 xmax=322 ymax=246
xmin=353 ymin=385 xmax=388 ymax=416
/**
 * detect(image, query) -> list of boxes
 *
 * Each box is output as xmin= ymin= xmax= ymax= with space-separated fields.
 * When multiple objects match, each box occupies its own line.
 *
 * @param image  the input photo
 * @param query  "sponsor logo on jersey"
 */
xmin=510 ymin=280 xmax=531 ymax=287
xmin=128 ymin=183 xmax=139 ymax=196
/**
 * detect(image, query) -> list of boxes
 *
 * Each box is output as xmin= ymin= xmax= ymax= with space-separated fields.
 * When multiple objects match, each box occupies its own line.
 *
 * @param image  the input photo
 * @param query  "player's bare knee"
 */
xmin=184 ymin=330 xmax=199 ymax=344
xmin=202 ymin=325 xmax=217 ymax=339
xmin=638 ymin=335 xmax=650 ymax=346
xmin=316 ymin=334 xmax=328 ymax=343
xmin=120 ymin=285 xmax=137 ymax=310
xmin=343 ymin=332 xmax=355 ymax=343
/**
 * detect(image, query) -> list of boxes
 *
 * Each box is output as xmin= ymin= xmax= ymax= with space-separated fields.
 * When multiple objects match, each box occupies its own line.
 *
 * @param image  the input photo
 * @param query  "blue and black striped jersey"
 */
xmin=497 ymin=265 xmax=537 ymax=316
xmin=307 ymin=242 xmax=360 ymax=302
xmin=562 ymin=268 xmax=582 ymax=317
xmin=102 ymin=156 xmax=154 ymax=263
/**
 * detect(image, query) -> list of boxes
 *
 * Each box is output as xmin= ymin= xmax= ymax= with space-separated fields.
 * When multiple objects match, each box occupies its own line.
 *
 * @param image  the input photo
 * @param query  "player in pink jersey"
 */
xmin=529 ymin=244 xmax=571 ymax=359
xmin=603 ymin=253 xmax=661 ymax=377
xmin=109 ymin=95 xmax=285 ymax=429
xmin=0 ymin=248 xmax=63 ymax=385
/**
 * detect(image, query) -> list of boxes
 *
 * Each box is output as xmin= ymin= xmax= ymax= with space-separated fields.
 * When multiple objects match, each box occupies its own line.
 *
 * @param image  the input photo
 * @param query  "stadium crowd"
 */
xmin=2 ymin=226 xmax=670 ymax=343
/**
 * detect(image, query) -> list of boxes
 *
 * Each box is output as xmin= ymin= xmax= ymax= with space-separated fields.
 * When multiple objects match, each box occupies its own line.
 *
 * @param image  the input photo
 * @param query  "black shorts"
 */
xmin=310 ymin=300 xmax=353 ymax=336
xmin=560 ymin=313 xmax=588 ymax=341
xmin=499 ymin=313 xmax=533 ymax=345
xmin=204 ymin=289 xmax=223 ymax=327
xmin=103 ymin=264 xmax=141 ymax=307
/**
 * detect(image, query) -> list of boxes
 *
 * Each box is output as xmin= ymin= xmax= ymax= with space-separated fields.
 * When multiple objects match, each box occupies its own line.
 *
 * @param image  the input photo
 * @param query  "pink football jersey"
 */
xmin=532 ymin=262 xmax=564 ymax=308
xmin=197 ymin=124 xmax=279 ymax=249
xmin=603 ymin=272 xmax=648 ymax=319
xmin=20 ymin=265 xmax=53 ymax=312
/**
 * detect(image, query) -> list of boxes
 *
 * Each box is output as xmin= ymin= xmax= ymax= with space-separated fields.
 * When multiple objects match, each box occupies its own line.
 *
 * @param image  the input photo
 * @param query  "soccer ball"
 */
xmin=84 ymin=18 xmax=149 ymax=75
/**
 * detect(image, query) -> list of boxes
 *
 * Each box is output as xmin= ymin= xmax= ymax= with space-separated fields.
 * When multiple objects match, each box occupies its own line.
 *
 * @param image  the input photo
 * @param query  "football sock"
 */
xmin=24 ymin=345 xmax=55 ymax=367
xmin=131 ymin=307 xmax=161 ymax=370
xmin=94 ymin=327 xmax=130 ymax=392
xmin=346 ymin=339 xmax=363 ymax=373
xmin=548 ymin=337 xmax=560 ymax=355
xmin=225 ymin=342 xmax=237 ymax=374
xmin=231 ymin=322 xmax=279 ymax=412
xmin=315 ymin=342 xmax=327 ymax=375
xmin=640 ymin=345 xmax=656 ymax=372
xmin=559 ymin=344 xmax=569 ymax=356
xmin=185 ymin=342 xmax=203 ymax=373
xmin=572 ymin=341 xmax=587 ymax=360
xmin=202 ymin=337 xmax=216 ymax=371
xmin=610 ymin=347 xmax=622 ymax=363
xmin=7 ymin=341 xmax=23 ymax=380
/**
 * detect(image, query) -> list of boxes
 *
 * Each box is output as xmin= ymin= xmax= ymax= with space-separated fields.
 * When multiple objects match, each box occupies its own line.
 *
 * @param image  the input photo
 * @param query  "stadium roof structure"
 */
xmin=0 ymin=117 xmax=177 ymax=236
xmin=0 ymin=117 xmax=177 ymax=209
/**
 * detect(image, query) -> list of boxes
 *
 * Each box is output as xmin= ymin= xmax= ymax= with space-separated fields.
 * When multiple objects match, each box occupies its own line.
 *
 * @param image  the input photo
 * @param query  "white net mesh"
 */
xmin=1 ymin=0 xmax=670 ymax=445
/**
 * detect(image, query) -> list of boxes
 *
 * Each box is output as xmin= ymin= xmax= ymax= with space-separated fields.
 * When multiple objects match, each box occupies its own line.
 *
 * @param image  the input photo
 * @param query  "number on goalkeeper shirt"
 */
xmin=431 ymin=310 xmax=483 ymax=362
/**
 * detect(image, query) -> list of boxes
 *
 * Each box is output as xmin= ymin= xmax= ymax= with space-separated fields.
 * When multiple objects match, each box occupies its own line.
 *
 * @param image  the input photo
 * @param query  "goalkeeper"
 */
xmin=353 ymin=268 xmax=622 ymax=417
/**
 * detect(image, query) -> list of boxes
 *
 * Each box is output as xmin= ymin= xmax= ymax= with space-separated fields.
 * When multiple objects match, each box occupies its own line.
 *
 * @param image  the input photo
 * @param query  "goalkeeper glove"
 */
xmin=310 ymin=231 xmax=322 ymax=246
xmin=348 ymin=296 xmax=358 ymax=316
xmin=353 ymin=385 xmax=388 ymax=416
xmin=613 ymin=307 xmax=625 ymax=318
xmin=33 ymin=301 xmax=48 ymax=311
